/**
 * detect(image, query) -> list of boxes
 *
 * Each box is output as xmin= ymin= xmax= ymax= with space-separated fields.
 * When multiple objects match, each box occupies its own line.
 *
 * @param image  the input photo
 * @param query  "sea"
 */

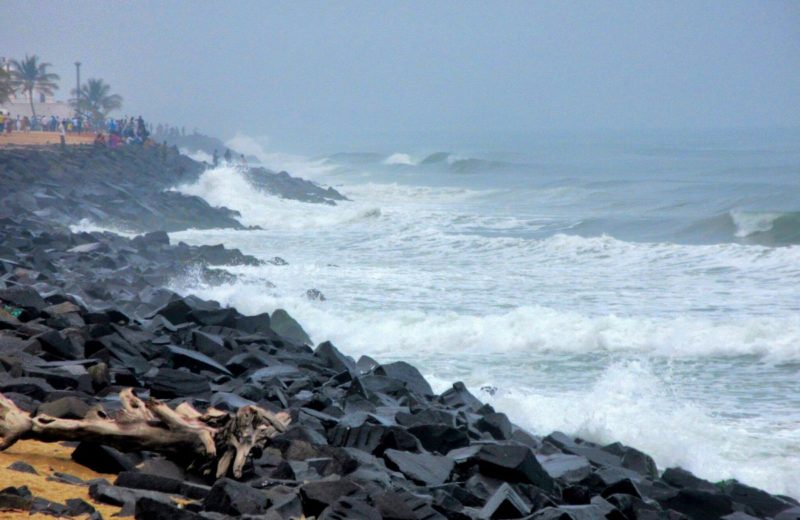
xmin=100 ymin=128 xmax=800 ymax=496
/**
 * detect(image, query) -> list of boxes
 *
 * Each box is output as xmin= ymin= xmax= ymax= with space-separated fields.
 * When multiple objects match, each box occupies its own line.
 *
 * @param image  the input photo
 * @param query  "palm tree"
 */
xmin=0 ymin=67 xmax=15 ymax=105
xmin=72 ymin=78 xmax=123 ymax=124
xmin=9 ymin=55 xmax=60 ymax=120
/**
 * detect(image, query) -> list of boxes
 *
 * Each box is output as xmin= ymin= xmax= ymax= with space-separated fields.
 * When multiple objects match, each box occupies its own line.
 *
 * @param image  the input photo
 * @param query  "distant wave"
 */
xmin=323 ymin=150 xmax=522 ymax=173
xmin=730 ymin=210 xmax=800 ymax=240
xmin=383 ymin=153 xmax=416 ymax=166
xmin=678 ymin=211 xmax=800 ymax=246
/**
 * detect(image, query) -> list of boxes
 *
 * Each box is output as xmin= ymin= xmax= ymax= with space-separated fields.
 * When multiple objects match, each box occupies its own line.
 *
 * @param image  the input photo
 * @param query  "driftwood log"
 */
xmin=0 ymin=389 xmax=290 ymax=479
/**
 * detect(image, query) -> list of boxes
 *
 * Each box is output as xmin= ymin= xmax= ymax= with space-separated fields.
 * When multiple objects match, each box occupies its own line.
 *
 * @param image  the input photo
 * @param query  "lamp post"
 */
xmin=74 ymin=61 xmax=81 ymax=118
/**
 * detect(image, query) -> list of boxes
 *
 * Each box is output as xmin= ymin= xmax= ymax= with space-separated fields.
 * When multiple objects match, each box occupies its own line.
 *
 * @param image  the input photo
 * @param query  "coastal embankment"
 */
xmin=0 ymin=145 xmax=797 ymax=519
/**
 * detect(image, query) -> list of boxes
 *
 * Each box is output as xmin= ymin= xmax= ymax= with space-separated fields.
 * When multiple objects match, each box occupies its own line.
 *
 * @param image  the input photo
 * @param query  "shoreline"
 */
xmin=0 ymin=145 xmax=797 ymax=519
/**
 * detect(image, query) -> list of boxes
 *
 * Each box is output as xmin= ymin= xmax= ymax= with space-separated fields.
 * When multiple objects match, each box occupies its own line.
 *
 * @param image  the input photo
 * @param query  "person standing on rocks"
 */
xmin=212 ymin=149 xmax=219 ymax=167
xmin=224 ymin=148 xmax=232 ymax=164
xmin=58 ymin=120 xmax=66 ymax=148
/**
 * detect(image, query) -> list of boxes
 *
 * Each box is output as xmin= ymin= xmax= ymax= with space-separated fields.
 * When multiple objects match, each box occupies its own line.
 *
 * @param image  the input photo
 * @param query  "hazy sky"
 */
xmin=3 ymin=1 xmax=799 ymax=148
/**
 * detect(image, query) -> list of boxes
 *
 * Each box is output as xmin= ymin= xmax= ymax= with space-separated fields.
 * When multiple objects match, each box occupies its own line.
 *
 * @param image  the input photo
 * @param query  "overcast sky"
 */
xmin=3 ymin=1 xmax=799 ymax=148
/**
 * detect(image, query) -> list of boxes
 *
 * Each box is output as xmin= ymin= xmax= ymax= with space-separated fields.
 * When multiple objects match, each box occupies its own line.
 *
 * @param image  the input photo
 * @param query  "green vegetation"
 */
xmin=9 ymin=54 xmax=60 ymax=119
xmin=0 ymin=68 xmax=15 ymax=105
xmin=72 ymin=78 xmax=123 ymax=124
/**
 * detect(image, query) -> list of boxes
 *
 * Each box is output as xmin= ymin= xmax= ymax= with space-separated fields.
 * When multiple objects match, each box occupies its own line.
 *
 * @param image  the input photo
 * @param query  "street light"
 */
xmin=74 ymin=61 xmax=81 ymax=118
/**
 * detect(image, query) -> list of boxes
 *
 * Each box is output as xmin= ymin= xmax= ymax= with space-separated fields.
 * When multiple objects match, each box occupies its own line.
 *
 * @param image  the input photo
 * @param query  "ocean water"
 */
xmin=165 ymin=129 xmax=799 ymax=496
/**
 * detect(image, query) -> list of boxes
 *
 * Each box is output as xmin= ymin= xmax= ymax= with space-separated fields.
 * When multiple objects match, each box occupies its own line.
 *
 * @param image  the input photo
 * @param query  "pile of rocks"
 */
xmin=1 ymin=282 xmax=798 ymax=519
xmin=0 ymin=213 xmax=264 ymax=317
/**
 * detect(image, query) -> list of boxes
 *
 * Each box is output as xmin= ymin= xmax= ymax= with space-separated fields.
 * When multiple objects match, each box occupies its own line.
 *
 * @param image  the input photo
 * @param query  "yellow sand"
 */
xmin=0 ymin=440 xmax=122 ymax=519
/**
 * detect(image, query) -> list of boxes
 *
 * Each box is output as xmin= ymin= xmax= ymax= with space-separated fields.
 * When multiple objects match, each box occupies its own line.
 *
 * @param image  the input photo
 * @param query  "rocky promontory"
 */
xmin=0 ymin=145 xmax=797 ymax=520
xmin=0 ymin=145 xmax=346 ymax=233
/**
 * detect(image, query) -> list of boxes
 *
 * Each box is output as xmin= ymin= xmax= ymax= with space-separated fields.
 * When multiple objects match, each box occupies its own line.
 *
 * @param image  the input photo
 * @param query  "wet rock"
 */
xmin=167 ymin=345 xmax=232 ymax=376
xmin=270 ymin=309 xmax=311 ymax=345
xmin=0 ymin=485 xmax=33 ymax=512
xmin=135 ymin=496 xmax=204 ymax=520
xmin=470 ymin=444 xmax=555 ymax=492
xmin=538 ymin=453 xmax=592 ymax=483
xmin=661 ymin=467 xmax=720 ymax=495
xmin=73 ymin=442 xmax=137 ymax=473
xmin=318 ymin=496 xmax=381 ymax=520
xmin=300 ymin=479 xmax=363 ymax=517
xmin=477 ymin=482 xmax=531 ymax=519
xmin=662 ymin=489 xmax=735 ymax=520
xmin=375 ymin=361 xmax=433 ymax=396
xmin=719 ymin=480 xmax=796 ymax=518
xmin=148 ymin=368 xmax=211 ymax=398
xmin=65 ymin=497 xmax=97 ymax=516
xmin=116 ymin=471 xmax=210 ymax=500
xmin=384 ymin=449 xmax=455 ymax=486
xmin=0 ymin=286 xmax=47 ymax=311
xmin=306 ymin=288 xmax=326 ymax=301
xmin=373 ymin=490 xmax=444 ymax=520
xmin=204 ymin=478 xmax=268 ymax=516
xmin=315 ymin=341 xmax=357 ymax=374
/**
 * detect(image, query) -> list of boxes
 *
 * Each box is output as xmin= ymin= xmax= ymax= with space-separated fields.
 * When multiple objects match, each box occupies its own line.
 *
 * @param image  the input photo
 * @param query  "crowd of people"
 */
xmin=0 ymin=113 xmax=95 ymax=134
xmin=0 ymin=110 xmax=163 ymax=149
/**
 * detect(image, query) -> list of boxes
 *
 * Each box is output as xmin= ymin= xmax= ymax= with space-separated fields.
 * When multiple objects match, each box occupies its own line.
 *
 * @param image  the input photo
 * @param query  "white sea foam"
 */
xmin=484 ymin=361 xmax=800 ymax=497
xmin=383 ymin=153 xmax=416 ymax=166
xmin=730 ymin=210 xmax=783 ymax=237
xmin=225 ymin=133 xmax=335 ymax=180
xmin=180 ymin=148 xmax=214 ymax=164
xmin=68 ymin=218 xmax=138 ymax=237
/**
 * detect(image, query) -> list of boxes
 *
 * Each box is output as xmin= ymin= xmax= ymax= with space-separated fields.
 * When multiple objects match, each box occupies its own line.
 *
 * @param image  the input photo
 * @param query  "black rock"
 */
xmin=72 ymin=442 xmax=136 ymax=473
xmin=471 ymin=444 xmax=555 ymax=492
xmin=478 ymin=482 xmax=531 ymax=519
xmin=0 ymin=286 xmax=47 ymax=311
xmin=167 ymin=345 xmax=232 ymax=376
xmin=315 ymin=341 xmax=357 ymax=374
xmin=116 ymin=471 xmax=210 ymax=500
xmin=0 ymin=485 xmax=33 ymax=511
xmin=662 ymin=488 xmax=735 ymax=520
xmin=37 ymin=395 xmax=90 ymax=419
xmin=439 ymin=382 xmax=483 ymax=412
xmin=37 ymin=329 xmax=84 ymax=360
xmin=375 ymin=361 xmax=433 ymax=396
xmin=537 ymin=453 xmax=592 ymax=483
xmin=384 ymin=448 xmax=455 ymax=486
xmin=661 ymin=467 xmax=720 ymax=494
xmin=373 ymin=490 xmax=444 ymax=520
xmin=148 ymin=368 xmax=211 ymax=398
xmin=719 ymin=480 xmax=796 ymax=518
xmin=300 ymin=479 xmax=363 ymax=517
xmin=270 ymin=308 xmax=311 ymax=345
xmin=8 ymin=461 xmax=37 ymax=475
xmin=48 ymin=471 xmax=89 ymax=486
xmin=204 ymin=478 xmax=269 ymax=516
xmin=476 ymin=412 xmax=513 ymax=441
xmin=65 ymin=497 xmax=97 ymax=516
xmin=234 ymin=312 xmax=272 ymax=335
xmin=135 ymin=496 xmax=203 ymax=520
xmin=408 ymin=424 xmax=470 ymax=455
xmin=318 ymin=496 xmax=382 ymax=520
xmin=31 ymin=497 xmax=70 ymax=517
